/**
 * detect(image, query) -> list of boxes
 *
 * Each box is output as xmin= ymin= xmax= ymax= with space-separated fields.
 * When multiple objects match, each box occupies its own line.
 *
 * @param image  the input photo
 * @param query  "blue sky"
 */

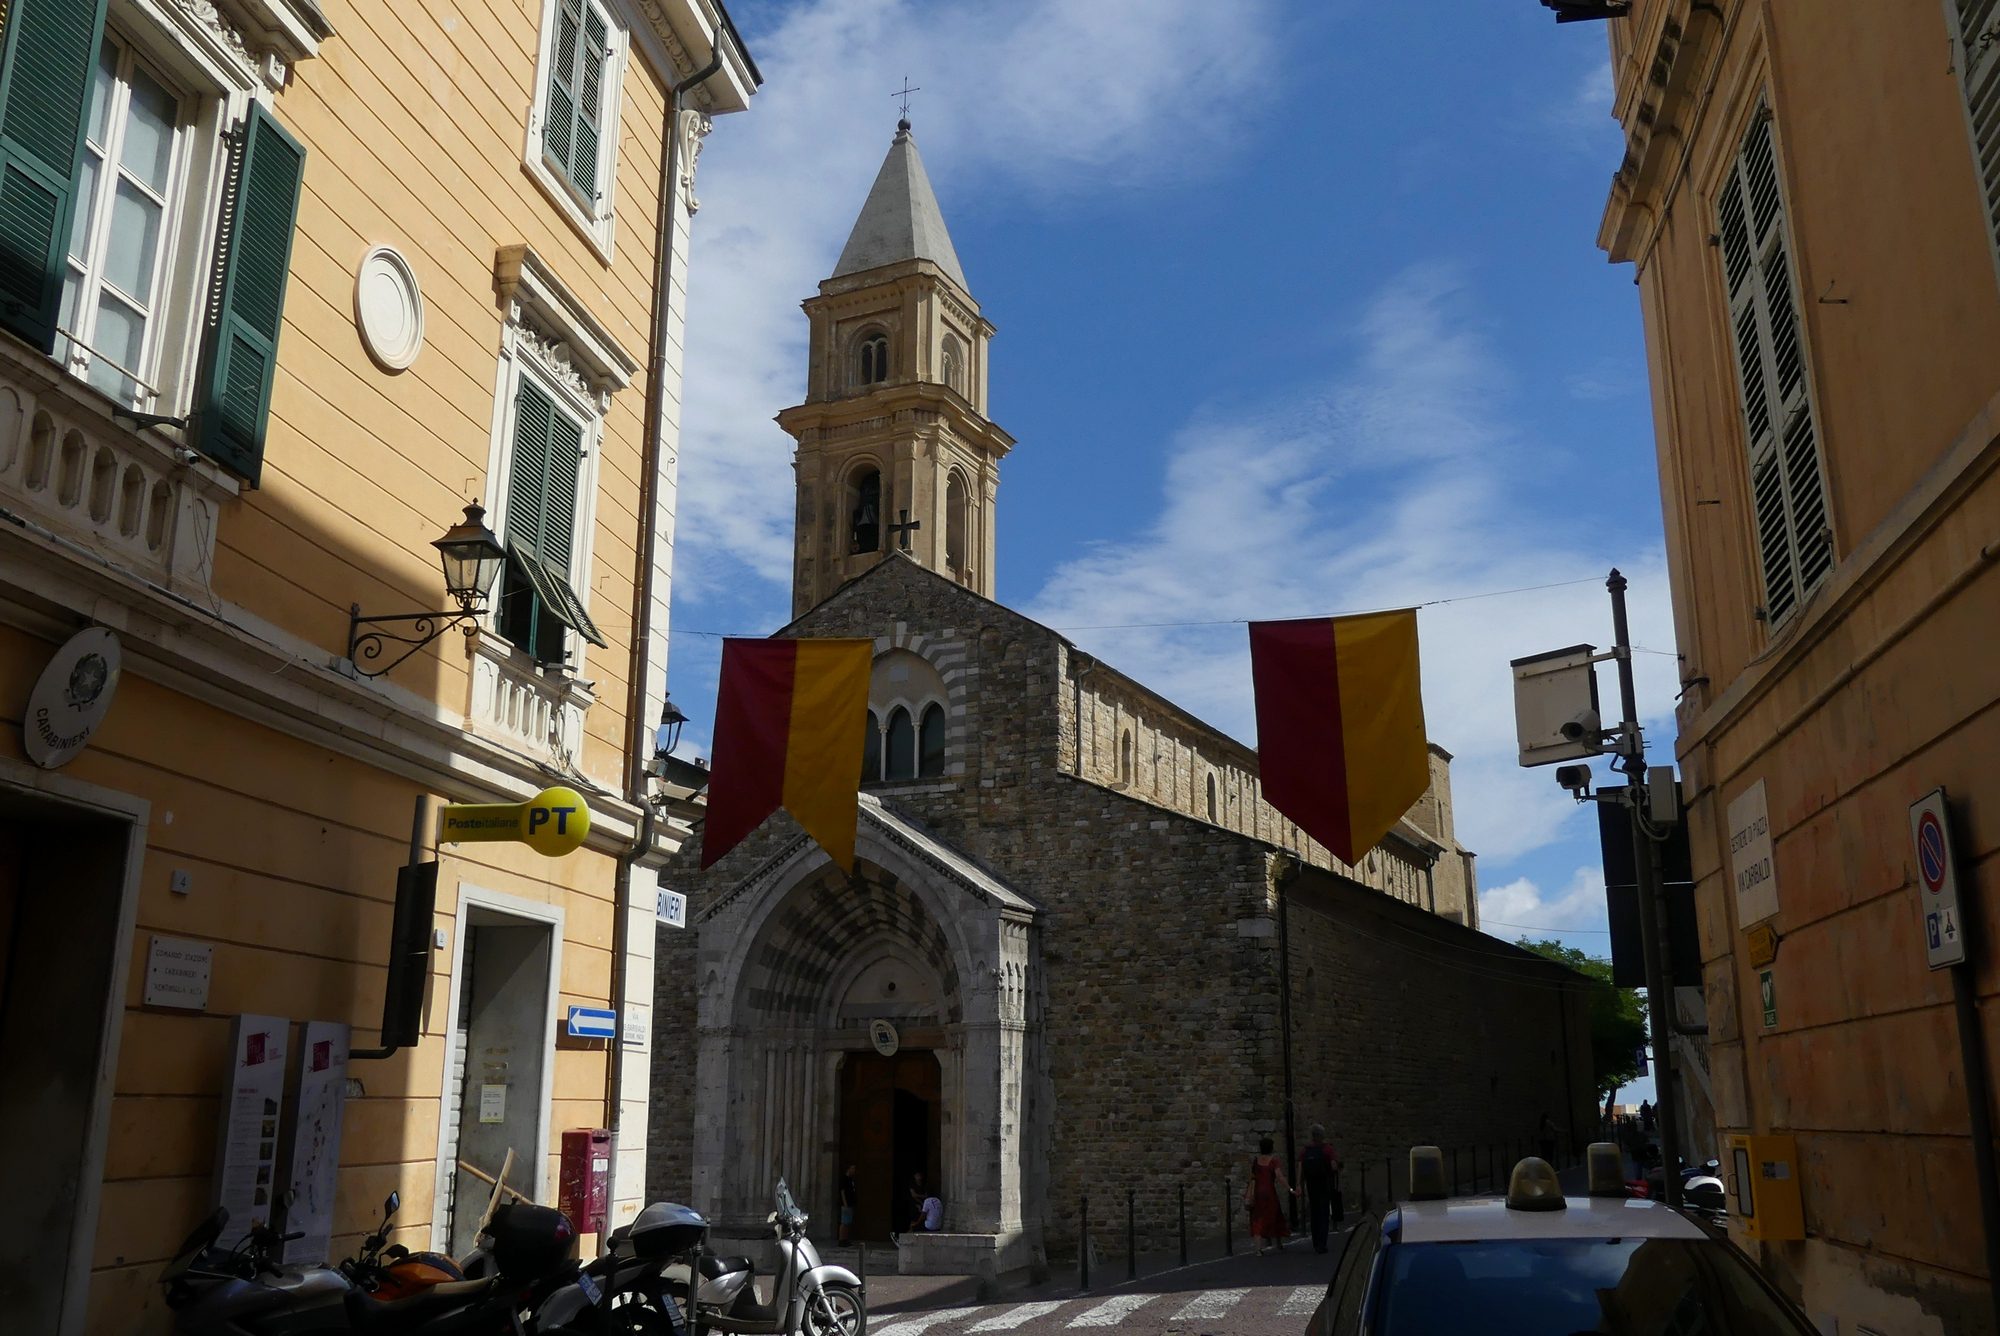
xmin=664 ymin=0 xmax=1673 ymax=1096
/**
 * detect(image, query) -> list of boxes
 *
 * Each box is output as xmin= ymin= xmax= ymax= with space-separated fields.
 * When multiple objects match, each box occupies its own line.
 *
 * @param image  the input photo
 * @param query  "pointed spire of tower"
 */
xmin=833 ymin=121 xmax=967 ymax=289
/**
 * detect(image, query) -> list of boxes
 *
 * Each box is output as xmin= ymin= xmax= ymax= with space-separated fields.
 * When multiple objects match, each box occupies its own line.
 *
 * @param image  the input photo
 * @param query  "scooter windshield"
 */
xmin=774 ymin=1180 xmax=803 ymax=1222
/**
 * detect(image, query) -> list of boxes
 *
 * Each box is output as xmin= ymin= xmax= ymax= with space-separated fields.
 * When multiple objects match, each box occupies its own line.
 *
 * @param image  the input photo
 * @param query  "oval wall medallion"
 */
xmin=354 ymin=246 xmax=424 ymax=371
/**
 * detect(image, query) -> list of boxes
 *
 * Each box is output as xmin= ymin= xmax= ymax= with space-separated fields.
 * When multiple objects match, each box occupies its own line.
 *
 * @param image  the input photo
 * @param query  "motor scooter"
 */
xmin=662 ymin=1182 xmax=863 ymax=1336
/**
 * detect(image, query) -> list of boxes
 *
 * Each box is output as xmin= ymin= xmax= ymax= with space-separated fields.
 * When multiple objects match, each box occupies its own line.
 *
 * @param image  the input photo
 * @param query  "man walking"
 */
xmin=1297 ymin=1123 xmax=1342 ymax=1254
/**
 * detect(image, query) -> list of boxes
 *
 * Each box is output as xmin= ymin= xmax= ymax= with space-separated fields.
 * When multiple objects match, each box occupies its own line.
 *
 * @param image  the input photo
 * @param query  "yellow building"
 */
xmin=1600 ymin=1 xmax=2000 ymax=1329
xmin=0 ymin=0 xmax=756 ymax=1329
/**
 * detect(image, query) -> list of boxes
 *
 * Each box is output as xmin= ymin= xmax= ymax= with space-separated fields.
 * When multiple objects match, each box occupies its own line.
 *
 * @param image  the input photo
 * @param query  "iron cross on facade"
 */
xmin=888 ymin=509 xmax=921 ymax=552
xmin=893 ymin=78 xmax=921 ymax=119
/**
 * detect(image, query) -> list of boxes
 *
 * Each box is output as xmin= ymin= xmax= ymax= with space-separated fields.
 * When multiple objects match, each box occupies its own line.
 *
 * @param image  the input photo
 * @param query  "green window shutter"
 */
xmin=500 ymin=374 xmax=605 ymax=657
xmin=0 ymin=0 xmax=110 ymax=352
xmin=508 ymin=376 xmax=555 ymax=555
xmin=570 ymin=3 xmax=609 ymax=201
xmin=196 ymin=102 xmax=305 ymax=484
xmin=543 ymin=0 xmax=582 ymax=185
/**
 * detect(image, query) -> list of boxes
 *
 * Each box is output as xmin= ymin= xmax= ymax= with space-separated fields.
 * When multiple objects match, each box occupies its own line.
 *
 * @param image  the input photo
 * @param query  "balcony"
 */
xmin=0 ymin=336 xmax=233 ymax=598
xmin=466 ymin=629 xmax=594 ymax=766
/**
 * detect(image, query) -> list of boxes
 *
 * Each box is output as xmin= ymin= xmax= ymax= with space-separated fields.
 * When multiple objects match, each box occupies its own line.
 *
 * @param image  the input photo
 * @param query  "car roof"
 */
xmin=1393 ymin=1194 xmax=1710 ymax=1244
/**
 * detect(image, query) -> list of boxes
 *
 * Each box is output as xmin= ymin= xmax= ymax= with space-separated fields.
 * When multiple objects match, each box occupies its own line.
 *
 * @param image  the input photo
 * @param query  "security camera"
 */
xmin=1558 ymin=708 xmax=1601 ymax=744
xmin=174 ymin=446 xmax=201 ymax=467
xmin=1555 ymin=764 xmax=1593 ymax=798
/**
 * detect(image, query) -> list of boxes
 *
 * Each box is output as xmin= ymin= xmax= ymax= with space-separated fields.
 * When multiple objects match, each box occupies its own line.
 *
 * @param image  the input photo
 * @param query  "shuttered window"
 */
xmin=498 ymin=373 xmax=607 ymax=663
xmin=1950 ymin=0 xmax=2000 ymax=282
xmin=195 ymin=103 xmax=304 ymax=484
xmin=1718 ymin=108 xmax=1831 ymax=626
xmin=0 ymin=0 xmax=111 ymax=353
xmin=541 ymin=0 xmax=611 ymax=207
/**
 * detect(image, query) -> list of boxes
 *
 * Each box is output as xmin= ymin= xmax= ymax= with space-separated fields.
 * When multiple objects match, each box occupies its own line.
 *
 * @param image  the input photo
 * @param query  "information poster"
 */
xmin=282 ymin=1021 xmax=351 ymax=1264
xmin=215 ymin=1014 xmax=289 ymax=1233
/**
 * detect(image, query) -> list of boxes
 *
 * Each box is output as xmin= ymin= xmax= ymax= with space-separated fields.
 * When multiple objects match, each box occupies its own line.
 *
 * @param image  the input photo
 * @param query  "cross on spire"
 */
xmin=892 ymin=77 xmax=921 ymax=122
xmin=888 ymin=509 xmax=922 ymax=553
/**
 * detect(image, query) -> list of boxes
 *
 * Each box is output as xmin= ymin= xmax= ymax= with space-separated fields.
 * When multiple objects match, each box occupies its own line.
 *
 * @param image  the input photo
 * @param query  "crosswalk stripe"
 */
xmin=1066 ymin=1294 xmax=1158 ymax=1327
xmin=1171 ymin=1289 xmax=1249 ymax=1321
xmin=1280 ymin=1285 xmax=1322 ymax=1316
xmin=874 ymin=1307 xmax=984 ymax=1336
xmin=969 ymin=1302 xmax=1067 ymax=1331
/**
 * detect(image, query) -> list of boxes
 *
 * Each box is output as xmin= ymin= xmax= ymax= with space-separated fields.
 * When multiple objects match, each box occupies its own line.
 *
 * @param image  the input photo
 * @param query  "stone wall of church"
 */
xmin=1065 ymin=652 xmax=1474 ymax=922
xmin=1282 ymin=869 xmax=1596 ymax=1206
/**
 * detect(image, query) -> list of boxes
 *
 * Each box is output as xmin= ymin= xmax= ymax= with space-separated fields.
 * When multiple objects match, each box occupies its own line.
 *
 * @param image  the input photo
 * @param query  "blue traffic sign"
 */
xmin=567 ymin=1006 xmax=617 ymax=1039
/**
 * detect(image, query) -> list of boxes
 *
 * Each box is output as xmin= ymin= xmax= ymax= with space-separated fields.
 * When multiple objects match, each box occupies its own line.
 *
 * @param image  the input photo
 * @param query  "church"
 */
xmin=649 ymin=120 xmax=1594 ymax=1283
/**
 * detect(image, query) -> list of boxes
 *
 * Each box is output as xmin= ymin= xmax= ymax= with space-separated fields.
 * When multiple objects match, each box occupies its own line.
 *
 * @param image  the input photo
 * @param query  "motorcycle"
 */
xmin=533 ymin=1200 xmax=710 ymax=1333
xmin=662 ymin=1182 xmax=863 ymax=1336
xmin=161 ymin=1192 xmax=581 ymax=1333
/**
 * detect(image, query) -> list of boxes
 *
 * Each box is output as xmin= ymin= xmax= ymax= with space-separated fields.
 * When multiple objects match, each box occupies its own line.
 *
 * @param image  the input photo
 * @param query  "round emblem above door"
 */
xmin=869 ymin=1020 xmax=899 ymax=1057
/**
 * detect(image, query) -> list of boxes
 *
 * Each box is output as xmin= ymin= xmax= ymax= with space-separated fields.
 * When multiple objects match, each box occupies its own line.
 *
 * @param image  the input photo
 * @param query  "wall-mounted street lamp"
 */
xmin=644 ymin=695 xmax=690 ymax=778
xmin=347 ymin=503 xmax=509 ymax=679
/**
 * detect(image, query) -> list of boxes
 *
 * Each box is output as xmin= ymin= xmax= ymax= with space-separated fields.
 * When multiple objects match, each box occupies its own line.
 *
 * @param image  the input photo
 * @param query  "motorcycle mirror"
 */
xmin=384 ymin=1190 xmax=401 ymax=1219
xmin=280 ymin=1189 xmax=298 ymax=1210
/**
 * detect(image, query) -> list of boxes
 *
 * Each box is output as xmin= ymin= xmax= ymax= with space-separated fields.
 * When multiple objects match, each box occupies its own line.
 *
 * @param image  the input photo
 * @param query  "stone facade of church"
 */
xmin=647 ymin=121 xmax=1591 ymax=1279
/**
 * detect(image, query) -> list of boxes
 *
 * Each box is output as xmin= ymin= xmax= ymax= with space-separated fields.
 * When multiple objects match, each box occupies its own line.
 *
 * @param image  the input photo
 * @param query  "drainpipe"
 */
xmin=1273 ymin=854 xmax=1301 ymax=1229
xmin=604 ymin=29 xmax=731 ymax=1204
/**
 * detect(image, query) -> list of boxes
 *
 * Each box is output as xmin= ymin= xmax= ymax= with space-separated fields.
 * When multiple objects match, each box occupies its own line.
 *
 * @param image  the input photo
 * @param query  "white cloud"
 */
xmin=1020 ymin=265 xmax=1680 ymax=865
xmin=1479 ymin=865 xmax=1610 ymax=939
xmin=674 ymin=0 xmax=1277 ymax=597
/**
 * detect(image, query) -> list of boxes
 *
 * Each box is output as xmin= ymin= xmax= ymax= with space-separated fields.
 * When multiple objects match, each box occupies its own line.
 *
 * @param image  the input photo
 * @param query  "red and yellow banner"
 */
xmin=701 ymin=638 xmax=873 ymax=871
xmin=1248 ymin=611 xmax=1429 ymax=866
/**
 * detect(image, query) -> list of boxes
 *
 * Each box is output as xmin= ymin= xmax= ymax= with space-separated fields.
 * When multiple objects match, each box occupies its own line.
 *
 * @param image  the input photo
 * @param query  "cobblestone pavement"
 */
xmin=868 ymin=1240 xmax=1341 ymax=1336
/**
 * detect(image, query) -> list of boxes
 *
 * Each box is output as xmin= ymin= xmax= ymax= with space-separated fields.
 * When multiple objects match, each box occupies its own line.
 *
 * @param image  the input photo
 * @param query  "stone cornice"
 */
xmin=0 ymin=517 xmax=680 ymax=861
xmin=777 ymin=382 xmax=1014 ymax=457
xmin=1598 ymin=0 xmax=1728 ymax=264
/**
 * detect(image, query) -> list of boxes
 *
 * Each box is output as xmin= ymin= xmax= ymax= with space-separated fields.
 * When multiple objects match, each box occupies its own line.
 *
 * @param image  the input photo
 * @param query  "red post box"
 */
xmin=559 ymin=1128 xmax=611 ymax=1237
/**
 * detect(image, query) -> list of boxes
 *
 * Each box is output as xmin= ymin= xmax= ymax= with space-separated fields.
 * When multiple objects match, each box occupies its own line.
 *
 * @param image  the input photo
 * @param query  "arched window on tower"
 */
xmin=858 ymin=332 xmax=890 ymax=385
xmin=941 ymin=335 xmax=964 ymax=394
xmin=945 ymin=472 xmax=968 ymax=574
xmin=1206 ymin=774 xmax=1218 ymax=823
xmin=850 ymin=469 xmax=881 ymax=554
xmin=919 ymin=704 xmax=946 ymax=777
xmin=1120 ymin=730 xmax=1133 ymax=784
xmin=885 ymin=706 xmax=916 ymax=780
xmin=862 ymin=709 xmax=882 ymax=782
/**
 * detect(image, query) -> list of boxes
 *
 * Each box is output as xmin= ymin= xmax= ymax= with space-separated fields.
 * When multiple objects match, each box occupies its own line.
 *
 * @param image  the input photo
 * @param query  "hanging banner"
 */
xmin=281 ymin=1022 xmax=351 ymax=1264
xmin=214 ymin=1014 xmax=289 ymax=1232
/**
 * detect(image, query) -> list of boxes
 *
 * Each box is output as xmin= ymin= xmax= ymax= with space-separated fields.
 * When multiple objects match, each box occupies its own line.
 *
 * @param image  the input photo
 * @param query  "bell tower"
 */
xmin=779 ymin=119 xmax=1014 ymax=617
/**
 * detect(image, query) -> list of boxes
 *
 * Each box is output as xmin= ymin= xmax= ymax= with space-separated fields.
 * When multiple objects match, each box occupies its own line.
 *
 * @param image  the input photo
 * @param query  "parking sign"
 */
xmin=1909 ymin=788 xmax=1965 ymax=971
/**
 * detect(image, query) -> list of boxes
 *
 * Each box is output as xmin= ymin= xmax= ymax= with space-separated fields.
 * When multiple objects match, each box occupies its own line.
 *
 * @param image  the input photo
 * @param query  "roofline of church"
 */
xmin=782 ymin=555 xmax=1473 ymax=864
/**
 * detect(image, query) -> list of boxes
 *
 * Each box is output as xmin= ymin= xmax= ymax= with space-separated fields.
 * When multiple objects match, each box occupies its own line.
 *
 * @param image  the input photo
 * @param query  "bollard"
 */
xmin=1178 ymin=1184 xmax=1187 ymax=1267
xmin=1224 ymin=1178 xmax=1233 ymax=1256
xmin=859 ymin=1243 xmax=867 ymax=1298
xmin=1080 ymin=1195 xmax=1089 ymax=1290
xmin=1386 ymin=1155 xmax=1394 ymax=1206
xmin=1126 ymin=1189 xmax=1136 ymax=1281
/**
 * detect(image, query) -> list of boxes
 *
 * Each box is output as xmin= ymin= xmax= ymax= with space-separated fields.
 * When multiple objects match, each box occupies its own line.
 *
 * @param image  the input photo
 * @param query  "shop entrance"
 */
xmin=439 ymin=899 xmax=559 ymax=1255
xmin=0 ymin=792 xmax=137 ymax=1333
xmin=839 ymin=1051 xmax=940 ymax=1240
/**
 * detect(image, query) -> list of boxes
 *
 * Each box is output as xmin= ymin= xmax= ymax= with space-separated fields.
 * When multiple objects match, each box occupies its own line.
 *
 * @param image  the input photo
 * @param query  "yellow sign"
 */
xmin=1745 ymin=922 xmax=1780 ymax=969
xmin=440 ymin=786 xmax=591 ymax=857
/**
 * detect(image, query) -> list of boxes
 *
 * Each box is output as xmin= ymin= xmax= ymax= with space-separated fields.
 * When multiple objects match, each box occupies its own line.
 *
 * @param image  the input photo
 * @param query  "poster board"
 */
xmin=214 ymin=1014 xmax=289 ymax=1233
xmin=281 ymin=1021 xmax=351 ymax=1264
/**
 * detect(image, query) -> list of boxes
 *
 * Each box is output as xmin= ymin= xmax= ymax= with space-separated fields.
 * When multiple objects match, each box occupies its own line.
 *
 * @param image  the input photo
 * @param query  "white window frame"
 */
xmin=51 ymin=4 xmax=269 ymax=420
xmin=484 ymin=246 xmax=639 ymax=679
xmin=484 ymin=330 xmax=606 ymax=675
xmin=524 ymin=0 xmax=631 ymax=263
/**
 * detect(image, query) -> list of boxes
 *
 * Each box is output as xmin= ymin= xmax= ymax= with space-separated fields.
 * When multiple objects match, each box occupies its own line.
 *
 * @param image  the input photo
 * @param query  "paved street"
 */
xmin=871 ymin=1244 xmax=1338 ymax=1336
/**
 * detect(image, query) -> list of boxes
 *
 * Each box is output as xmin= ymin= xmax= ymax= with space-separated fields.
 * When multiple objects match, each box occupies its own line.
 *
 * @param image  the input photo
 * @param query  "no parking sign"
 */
xmin=1910 ymin=788 xmax=1966 ymax=971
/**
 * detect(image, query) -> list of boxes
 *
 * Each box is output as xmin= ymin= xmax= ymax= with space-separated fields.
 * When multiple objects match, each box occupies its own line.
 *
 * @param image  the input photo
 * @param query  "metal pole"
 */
xmin=1080 ymin=1196 xmax=1089 ymax=1290
xmin=1178 ymin=1184 xmax=1187 ymax=1266
xmin=1224 ymin=1178 xmax=1233 ymax=1256
xmin=1126 ymin=1189 xmax=1136 ymax=1281
xmin=1608 ymin=568 xmax=1685 ymax=1209
xmin=1277 ymin=876 xmax=1301 ymax=1232
xmin=1944 ymin=799 xmax=2000 ymax=1334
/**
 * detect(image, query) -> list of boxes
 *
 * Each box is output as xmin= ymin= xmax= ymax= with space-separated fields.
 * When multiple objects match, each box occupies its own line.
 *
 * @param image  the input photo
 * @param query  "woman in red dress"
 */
xmin=1245 ymin=1136 xmax=1295 ymax=1254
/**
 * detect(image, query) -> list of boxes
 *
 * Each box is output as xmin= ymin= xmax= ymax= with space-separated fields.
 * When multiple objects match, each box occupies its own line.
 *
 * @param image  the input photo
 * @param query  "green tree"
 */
xmin=1518 ymin=939 xmax=1648 ymax=1099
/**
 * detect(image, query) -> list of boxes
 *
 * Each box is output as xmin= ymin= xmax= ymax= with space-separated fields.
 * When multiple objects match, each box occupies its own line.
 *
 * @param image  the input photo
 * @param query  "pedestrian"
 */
xmin=838 ymin=1164 xmax=858 ymax=1244
xmin=920 ymin=1190 xmax=943 ymax=1233
xmin=1242 ymin=1135 xmax=1295 ymax=1254
xmin=1296 ymin=1123 xmax=1343 ymax=1254
xmin=1538 ymin=1111 xmax=1559 ymax=1166
xmin=1640 ymin=1099 xmax=1656 ymax=1134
